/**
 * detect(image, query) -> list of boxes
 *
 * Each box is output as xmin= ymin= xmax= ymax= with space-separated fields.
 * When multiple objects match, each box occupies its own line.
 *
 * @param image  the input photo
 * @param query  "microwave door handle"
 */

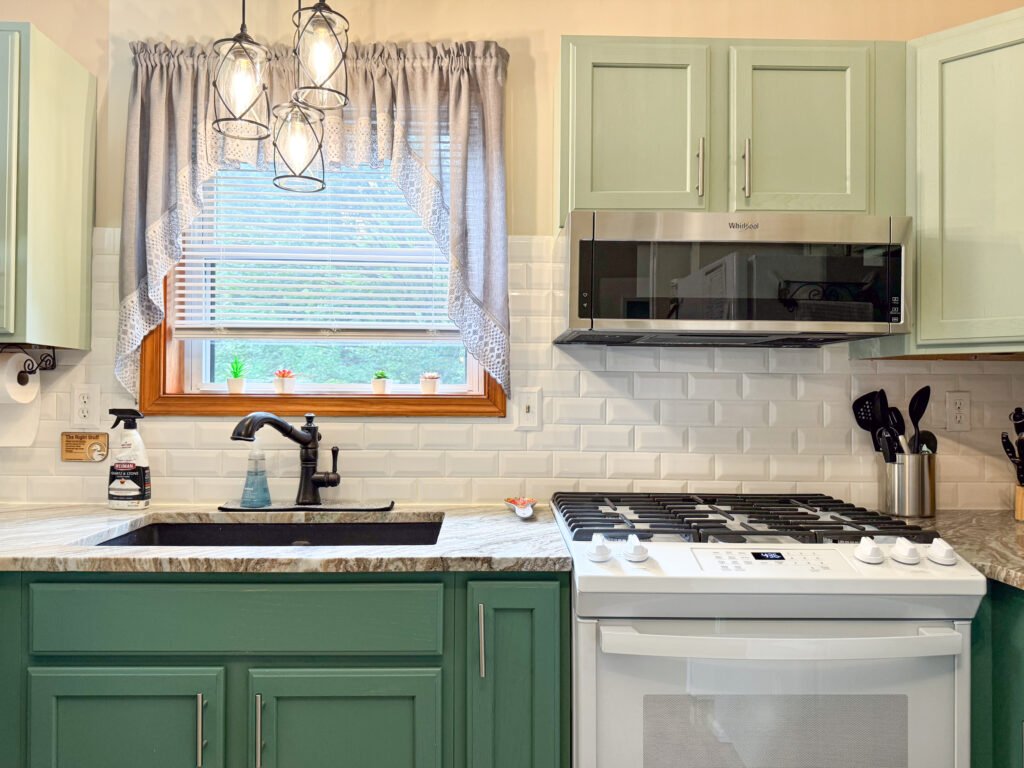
xmin=598 ymin=625 xmax=963 ymax=661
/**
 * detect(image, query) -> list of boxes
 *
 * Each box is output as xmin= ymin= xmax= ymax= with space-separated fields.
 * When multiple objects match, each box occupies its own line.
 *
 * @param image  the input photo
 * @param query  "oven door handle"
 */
xmin=599 ymin=625 xmax=963 ymax=661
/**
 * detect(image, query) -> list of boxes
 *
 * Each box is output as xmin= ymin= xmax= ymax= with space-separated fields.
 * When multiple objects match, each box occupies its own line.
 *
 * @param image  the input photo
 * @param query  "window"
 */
xmin=138 ymin=162 xmax=504 ymax=416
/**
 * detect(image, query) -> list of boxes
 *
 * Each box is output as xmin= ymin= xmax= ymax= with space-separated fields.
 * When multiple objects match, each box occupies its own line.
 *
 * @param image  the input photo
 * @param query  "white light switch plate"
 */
xmin=513 ymin=387 xmax=542 ymax=431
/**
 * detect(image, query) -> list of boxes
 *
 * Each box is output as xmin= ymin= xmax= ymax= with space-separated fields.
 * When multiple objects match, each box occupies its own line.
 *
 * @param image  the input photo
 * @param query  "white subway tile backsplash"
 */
xmin=715 ymin=402 xmax=769 ymax=428
xmin=659 ymin=349 xmax=715 ymax=372
xmin=661 ymin=453 xmax=716 ymax=480
xmin=607 ymin=347 xmax=659 ymax=372
xmin=689 ymin=373 xmax=741 ymax=400
xmin=689 ymin=428 xmax=742 ymax=454
xmin=4 ymin=230 xmax=1016 ymax=510
xmin=606 ymin=398 xmax=659 ymax=425
xmin=580 ymin=426 xmax=633 ymax=452
xmin=607 ymin=452 xmax=660 ymax=479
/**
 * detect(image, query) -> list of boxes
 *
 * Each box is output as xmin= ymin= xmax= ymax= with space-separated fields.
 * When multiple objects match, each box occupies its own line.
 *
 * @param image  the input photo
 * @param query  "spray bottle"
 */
xmin=108 ymin=408 xmax=151 ymax=509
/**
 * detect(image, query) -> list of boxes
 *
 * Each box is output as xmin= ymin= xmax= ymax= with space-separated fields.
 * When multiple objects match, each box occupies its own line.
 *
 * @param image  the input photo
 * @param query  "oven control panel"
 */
xmin=693 ymin=548 xmax=854 ymax=574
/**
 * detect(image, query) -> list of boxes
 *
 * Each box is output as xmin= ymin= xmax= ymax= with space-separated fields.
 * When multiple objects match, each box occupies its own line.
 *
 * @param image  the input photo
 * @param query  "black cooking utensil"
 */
xmin=873 ymin=389 xmax=890 ymax=432
xmin=877 ymin=426 xmax=898 ymax=463
xmin=888 ymin=407 xmax=906 ymax=435
xmin=908 ymin=386 xmax=931 ymax=454
xmin=852 ymin=390 xmax=881 ymax=451
xmin=1002 ymin=432 xmax=1019 ymax=464
xmin=1011 ymin=407 xmax=1024 ymax=438
xmin=916 ymin=430 xmax=938 ymax=454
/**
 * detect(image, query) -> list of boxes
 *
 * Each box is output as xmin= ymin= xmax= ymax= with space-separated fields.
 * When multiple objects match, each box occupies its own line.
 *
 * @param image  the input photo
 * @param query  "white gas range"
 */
xmin=551 ymin=492 xmax=987 ymax=768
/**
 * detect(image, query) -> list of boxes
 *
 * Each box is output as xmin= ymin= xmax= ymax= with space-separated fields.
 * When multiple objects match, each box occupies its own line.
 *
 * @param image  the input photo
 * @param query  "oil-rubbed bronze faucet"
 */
xmin=230 ymin=412 xmax=340 ymax=506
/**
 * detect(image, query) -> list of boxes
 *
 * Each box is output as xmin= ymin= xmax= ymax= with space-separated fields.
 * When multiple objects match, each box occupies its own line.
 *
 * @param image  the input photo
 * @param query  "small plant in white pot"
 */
xmin=226 ymin=355 xmax=247 ymax=394
xmin=371 ymin=370 xmax=391 ymax=394
xmin=419 ymin=371 xmax=441 ymax=394
xmin=273 ymin=369 xmax=296 ymax=394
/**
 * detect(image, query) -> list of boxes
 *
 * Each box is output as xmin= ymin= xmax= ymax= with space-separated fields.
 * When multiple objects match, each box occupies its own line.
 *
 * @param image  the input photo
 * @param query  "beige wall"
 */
xmin=0 ymin=0 xmax=1021 ymax=233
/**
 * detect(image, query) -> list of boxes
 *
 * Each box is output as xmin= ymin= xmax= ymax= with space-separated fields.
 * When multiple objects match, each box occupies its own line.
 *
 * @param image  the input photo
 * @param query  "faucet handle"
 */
xmin=330 ymin=446 xmax=339 ymax=473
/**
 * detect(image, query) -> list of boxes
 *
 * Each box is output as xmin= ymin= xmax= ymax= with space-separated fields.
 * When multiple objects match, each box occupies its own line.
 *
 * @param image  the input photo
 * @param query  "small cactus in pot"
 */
xmin=371 ymin=370 xmax=391 ymax=394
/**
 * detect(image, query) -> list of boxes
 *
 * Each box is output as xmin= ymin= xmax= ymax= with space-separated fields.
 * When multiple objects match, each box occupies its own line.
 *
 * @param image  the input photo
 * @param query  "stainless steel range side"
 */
xmin=551 ymin=493 xmax=986 ymax=768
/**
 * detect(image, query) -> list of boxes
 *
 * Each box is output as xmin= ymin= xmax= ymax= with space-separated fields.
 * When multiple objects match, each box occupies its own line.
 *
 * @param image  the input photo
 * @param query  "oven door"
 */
xmin=575 ymin=618 xmax=970 ymax=768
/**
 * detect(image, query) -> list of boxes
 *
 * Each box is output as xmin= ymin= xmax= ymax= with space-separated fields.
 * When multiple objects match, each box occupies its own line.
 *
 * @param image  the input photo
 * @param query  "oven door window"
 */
xmin=590 ymin=620 xmax=959 ymax=768
xmin=588 ymin=241 xmax=898 ymax=323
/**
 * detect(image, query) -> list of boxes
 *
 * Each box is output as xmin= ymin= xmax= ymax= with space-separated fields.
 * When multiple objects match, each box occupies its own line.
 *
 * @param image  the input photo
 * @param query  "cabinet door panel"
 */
xmin=917 ymin=16 xmax=1024 ymax=343
xmin=571 ymin=41 xmax=708 ymax=211
xmin=250 ymin=668 xmax=441 ymax=768
xmin=730 ymin=46 xmax=870 ymax=211
xmin=0 ymin=30 xmax=17 ymax=336
xmin=28 ymin=667 xmax=224 ymax=768
xmin=468 ymin=582 xmax=560 ymax=768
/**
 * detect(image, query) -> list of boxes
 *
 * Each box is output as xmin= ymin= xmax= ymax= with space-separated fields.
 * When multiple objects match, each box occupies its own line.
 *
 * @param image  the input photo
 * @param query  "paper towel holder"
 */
xmin=0 ymin=344 xmax=56 ymax=385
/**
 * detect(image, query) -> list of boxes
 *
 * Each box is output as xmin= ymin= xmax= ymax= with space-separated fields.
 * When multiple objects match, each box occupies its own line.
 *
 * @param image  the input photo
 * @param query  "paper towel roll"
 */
xmin=0 ymin=352 xmax=41 ymax=404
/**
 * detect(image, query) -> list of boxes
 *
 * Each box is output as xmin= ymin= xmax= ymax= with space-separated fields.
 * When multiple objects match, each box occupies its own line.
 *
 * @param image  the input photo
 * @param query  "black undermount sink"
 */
xmin=97 ymin=521 xmax=442 ymax=547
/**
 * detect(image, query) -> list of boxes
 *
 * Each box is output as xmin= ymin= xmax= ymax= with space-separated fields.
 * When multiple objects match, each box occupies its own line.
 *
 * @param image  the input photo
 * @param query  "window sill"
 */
xmin=138 ymin=389 xmax=506 ymax=418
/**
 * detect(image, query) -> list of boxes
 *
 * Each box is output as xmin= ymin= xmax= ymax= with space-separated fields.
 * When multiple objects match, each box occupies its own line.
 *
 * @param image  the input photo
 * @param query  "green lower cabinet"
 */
xmin=28 ymin=667 xmax=224 ymax=768
xmin=467 ymin=582 xmax=560 ymax=768
xmin=250 ymin=668 xmax=442 ymax=768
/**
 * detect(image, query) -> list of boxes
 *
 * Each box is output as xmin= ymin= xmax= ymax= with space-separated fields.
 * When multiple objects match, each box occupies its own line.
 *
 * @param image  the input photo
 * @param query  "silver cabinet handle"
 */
xmin=478 ymin=602 xmax=486 ymax=678
xmin=255 ymin=693 xmax=263 ymax=768
xmin=742 ymin=137 xmax=752 ymax=198
xmin=696 ymin=137 xmax=705 ymax=198
xmin=196 ymin=693 xmax=204 ymax=768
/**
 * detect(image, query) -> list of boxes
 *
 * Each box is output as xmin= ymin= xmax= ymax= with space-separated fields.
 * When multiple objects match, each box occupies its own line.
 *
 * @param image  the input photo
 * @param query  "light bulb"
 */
xmin=227 ymin=56 xmax=257 ymax=116
xmin=280 ymin=114 xmax=314 ymax=172
xmin=302 ymin=17 xmax=339 ymax=84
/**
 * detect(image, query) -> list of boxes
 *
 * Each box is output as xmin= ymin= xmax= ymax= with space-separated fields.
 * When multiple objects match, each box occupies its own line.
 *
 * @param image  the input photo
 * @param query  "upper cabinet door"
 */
xmin=916 ymin=11 xmax=1024 ymax=344
xmin=730 ymin=46 xmax=870 ymax=212
xmin=568 ymin=40 xmax=709 ymax=212
xmin=0 ymin=31 xmax=17 ymax=336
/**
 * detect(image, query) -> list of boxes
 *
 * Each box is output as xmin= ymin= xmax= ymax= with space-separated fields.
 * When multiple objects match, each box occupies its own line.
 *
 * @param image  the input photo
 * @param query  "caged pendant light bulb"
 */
xmin=292 ymin=1 xmax=349 ymax=110
xmin=272 ymin=100 xmax=326 ymax=192
xmin=212 ymin=0 xmax=271 ymax=140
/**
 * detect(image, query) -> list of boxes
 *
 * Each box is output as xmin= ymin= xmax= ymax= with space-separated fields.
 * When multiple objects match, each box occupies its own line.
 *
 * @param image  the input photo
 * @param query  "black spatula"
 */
xmin=852 ymin=390 xmax=881 ymax=451
xmin=908 ymin=386 xmax=931 ymax=454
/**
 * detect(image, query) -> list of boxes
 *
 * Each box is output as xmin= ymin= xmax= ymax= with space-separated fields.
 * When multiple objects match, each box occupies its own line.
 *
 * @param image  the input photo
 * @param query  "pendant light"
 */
xmin=272 ymin=100 xmax=326 ymax=192
xmin=292 ymin=1 xmax=349 ymax=110
xmin=212 ymin=0 xmax=272 ymax=140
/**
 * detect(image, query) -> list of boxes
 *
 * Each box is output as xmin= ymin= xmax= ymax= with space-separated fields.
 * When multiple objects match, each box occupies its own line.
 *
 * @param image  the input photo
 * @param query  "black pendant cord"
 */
xmin=240 ymin=0 xmax=247 ymax=35
xmin=0 ymin=345 xmax=57 ymax=386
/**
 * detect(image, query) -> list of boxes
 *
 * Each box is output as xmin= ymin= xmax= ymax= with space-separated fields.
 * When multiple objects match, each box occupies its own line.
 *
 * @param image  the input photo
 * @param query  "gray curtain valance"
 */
xmin=115 ymin=40 xmax=510 ymax=396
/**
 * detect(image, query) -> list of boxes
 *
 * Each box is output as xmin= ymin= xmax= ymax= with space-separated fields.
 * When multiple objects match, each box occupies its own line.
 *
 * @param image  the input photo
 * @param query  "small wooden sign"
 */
xmin=60 ymin=432 xmax=109 ymax=462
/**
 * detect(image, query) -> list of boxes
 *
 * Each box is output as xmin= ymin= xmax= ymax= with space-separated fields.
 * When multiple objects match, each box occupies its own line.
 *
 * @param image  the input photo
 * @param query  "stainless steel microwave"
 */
xmin=555 ymin=210 xmax=912 ymax=347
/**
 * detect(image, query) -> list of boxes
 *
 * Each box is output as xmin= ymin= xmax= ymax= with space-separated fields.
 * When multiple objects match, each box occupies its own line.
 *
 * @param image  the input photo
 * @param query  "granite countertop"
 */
xmin=0 ymin=503 xmax=571 ymax=573
xmin=931 ymin=508 xmax=1024 ymax=590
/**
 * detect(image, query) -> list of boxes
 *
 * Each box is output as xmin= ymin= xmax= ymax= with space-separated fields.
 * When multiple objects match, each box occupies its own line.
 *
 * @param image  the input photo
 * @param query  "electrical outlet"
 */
xmin=513 ymin=387 xmax=542 ymax=431
xmin=946 ymin=391 xmax=971 ymax=432
xmin=71 ymin=384 xmax=101 ymax=428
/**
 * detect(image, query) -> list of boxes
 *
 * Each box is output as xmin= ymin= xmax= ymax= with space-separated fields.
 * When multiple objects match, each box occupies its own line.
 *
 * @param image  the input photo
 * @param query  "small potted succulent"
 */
xmin=419 ymin=371 xmax=441 ymax=394
xmin=226 ymin=355 xmax=247 ymax=394
xmin=371 ymin=370 xmax=391 ymax=394
xmin=273 ymin=368 xmax=296 ymax=394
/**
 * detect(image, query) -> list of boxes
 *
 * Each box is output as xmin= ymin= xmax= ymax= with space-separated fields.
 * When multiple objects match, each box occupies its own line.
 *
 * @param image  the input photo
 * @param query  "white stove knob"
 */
xmin=890 ymin=537 xmax=922 ymax=565
xmin=853 ymin=536 xmax=885 ymax=565
xmin=623 ymin=534 xmax=649 ymax=563
xmin=926 ymin=538 xmax=958 ymax=566
xmin=586 ymin=533 xmax=613 ymax=563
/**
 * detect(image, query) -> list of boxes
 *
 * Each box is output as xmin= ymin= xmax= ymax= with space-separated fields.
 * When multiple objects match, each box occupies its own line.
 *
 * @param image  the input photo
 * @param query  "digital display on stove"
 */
xmin=752 ymin=551 xmax=785 ymax=561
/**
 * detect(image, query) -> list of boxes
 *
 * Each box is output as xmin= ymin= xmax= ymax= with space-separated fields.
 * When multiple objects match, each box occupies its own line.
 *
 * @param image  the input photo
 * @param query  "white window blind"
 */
xmin=172 ymin=164 xmax=457 ymax=340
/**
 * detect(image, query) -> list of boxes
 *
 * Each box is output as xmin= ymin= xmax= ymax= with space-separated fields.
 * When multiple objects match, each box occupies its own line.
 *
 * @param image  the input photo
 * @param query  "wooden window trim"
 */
xmin=138 ymin=281 xmax=506 ymax=418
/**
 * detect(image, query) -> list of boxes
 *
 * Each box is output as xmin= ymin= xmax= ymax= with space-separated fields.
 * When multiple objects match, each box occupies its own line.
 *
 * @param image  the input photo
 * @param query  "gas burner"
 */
xmin=550 ymin=492 xmax=940 ymax=544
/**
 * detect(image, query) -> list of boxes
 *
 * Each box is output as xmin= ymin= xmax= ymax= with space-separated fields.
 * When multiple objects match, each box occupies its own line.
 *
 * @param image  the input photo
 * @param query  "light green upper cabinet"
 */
xmin=560 ymin=37 xmax=904 ymax=222
xmin=566 ymin=40 xmax=708 ymax=212
xmin=0 ymin=23 xmax=95 ymax=350
xmin=0 ymin=31 xmax=16 ymax=337
xmin=915 ymin=10 xmax=1024 ymax=345
xmin=729 ymin=46 xmax=870 ymax=212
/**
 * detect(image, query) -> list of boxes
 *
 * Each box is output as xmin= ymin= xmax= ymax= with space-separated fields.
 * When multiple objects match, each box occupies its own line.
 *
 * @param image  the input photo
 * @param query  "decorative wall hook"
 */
xmin=0 ymin=345 xmax=57 ymax=385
